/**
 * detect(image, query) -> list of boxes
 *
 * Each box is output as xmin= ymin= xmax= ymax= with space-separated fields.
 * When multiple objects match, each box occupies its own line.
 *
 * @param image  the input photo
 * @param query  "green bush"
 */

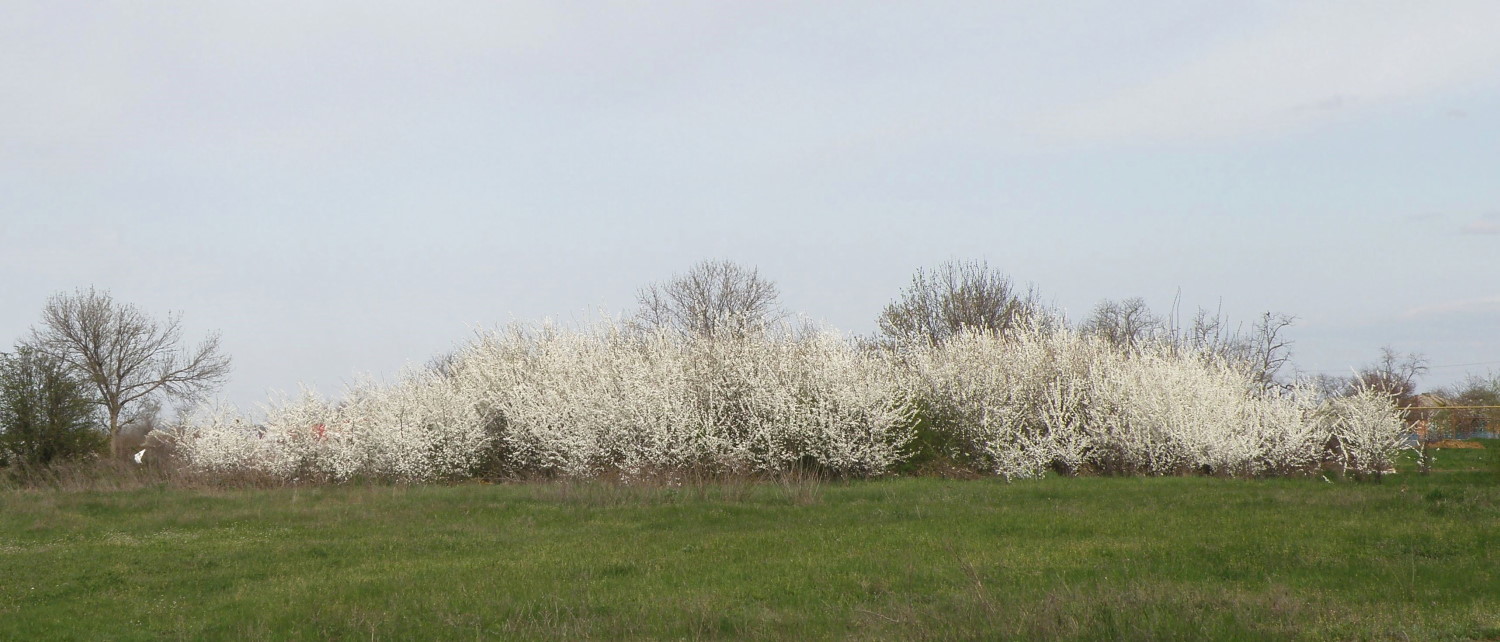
xmin=0 ymin=345 xmax=105 ymax=468
xmin=891 ymin=399 xmax=984 ymax=477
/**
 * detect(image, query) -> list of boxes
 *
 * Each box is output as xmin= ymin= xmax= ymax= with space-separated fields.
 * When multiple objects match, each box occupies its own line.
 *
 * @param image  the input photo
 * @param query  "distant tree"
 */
xmin=0 ymin=344 xmax=105 ymax=467
xmin=877 ymin=260 xmax=1040 ymax=346
xmin=117 ymin=397 xmax=169 ymax=458
xmin=1081 ymin=297 xmax=1163 ymax=351
xmin=1441 ymin=372 xmax=1500 ymax=407
xmin=1307 ymin=372 xmax=1355 ymax=399
xmin=1354 ymin=346 xmax=1429 ymax=404
xmin=1433 ymin=372 xmax=1500 ymax=437
xmin=30 ymin=288 xmax=231 ymax=458
xmin=635 ymin=260 xmax=784 ymax=339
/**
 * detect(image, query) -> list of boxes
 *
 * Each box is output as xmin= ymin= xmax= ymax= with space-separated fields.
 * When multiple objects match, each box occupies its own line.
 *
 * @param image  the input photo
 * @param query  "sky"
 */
xmin=3 ymin=1 xmax=1498 ymax=415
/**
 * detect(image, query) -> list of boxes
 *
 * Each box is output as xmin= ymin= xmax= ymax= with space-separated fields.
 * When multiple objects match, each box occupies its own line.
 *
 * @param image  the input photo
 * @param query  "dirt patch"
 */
xmin=1426 ymin=439 xmax=1485 ymax=449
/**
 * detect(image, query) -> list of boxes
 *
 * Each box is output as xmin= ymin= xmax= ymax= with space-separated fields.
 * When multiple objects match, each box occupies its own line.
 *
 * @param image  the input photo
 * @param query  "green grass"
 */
xmin=2 ymin=445 xmax=1497 ymax=641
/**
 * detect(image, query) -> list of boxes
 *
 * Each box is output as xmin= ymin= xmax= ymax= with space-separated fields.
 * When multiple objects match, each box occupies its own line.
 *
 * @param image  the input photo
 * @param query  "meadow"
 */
xmin=2 ymin=443 xmax=1496 ymax=641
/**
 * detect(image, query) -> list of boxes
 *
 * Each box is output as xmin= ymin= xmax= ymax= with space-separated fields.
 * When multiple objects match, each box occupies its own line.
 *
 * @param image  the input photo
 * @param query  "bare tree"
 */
xmin=877 ymin=260 xmax=1041 ymax=346
xmin=1307 ymin=372 xmax=1354 ymax=399
xmin=635 ymin=260 xmax=784 ymax=339
xmin=1081 ymin=297 xmax=1164 ymax=351
xmin=1355 ymin=346 xmax=1429 ymax=403
xmin=30 ymin=288 xmax=231 ymax=458
xmin=1187 ymin=307 xmax=1233 ymax=354
xmin=1163 ymin=304 xmax=1295 ymax=387
xmin=1245 ymin=311 xmax=1296 ymax=387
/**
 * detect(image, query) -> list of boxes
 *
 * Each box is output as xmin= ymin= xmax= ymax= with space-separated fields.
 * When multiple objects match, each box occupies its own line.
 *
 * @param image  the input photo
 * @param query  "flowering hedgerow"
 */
xmin=903 ymin=325 xmax=1407 ymax=479
xmin=169 ymin=322 xmax=915 ymax=481
xmin=449 ymin=323 xmax=916 ymax=478
xmin=165 ymin=321 xmax=1410 ymax=482
xmin=168 ymin=373 xmax=492 ymax=482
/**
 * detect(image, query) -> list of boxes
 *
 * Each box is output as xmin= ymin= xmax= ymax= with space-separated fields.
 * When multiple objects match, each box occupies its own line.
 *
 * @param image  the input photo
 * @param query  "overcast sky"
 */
xmin=4 ymin=1 xmax=1498 ymax=414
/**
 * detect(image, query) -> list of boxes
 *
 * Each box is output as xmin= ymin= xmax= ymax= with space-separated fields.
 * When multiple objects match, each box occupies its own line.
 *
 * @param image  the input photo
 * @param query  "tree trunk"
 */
xmin=109 ymin=407 xmax=123 ymax=460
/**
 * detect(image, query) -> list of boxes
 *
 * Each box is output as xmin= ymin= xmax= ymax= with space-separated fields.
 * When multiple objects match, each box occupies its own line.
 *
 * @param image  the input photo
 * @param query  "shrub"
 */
xmin=903 ymin=325 xmax=1384 ymax=479
xmin=451 ymin=323 xmax=914 ymax=478
xmin=1320 ymin=388 xmax=1410 ymax=477
xmin=0 ymin=345 xmax=106 ymax=467
xmin=168 ymin=372 xmax=492 ymax=483
xmin=171 ymin=322 xmax=913 ymax=481
xmin=168 ymin=321 xmax=1406 ymax=483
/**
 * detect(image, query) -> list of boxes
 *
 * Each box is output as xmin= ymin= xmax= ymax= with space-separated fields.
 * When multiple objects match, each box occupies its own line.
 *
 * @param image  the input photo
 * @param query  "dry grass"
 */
xmin=1428 ymin=439 xmax=1486 ymax=449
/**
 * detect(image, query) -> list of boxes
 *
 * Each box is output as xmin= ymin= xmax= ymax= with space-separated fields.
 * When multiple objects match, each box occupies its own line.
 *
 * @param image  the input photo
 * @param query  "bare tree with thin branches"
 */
xmin=1354 ymin=346 xmax=1429 ymax=404
xmin=877 ymin=260 xmax=1041 ymax=346
xmin=30 ymin=287 xmax=231 ymax=458
xmin=1081 ymin=297 xmax=1164 ymax=352
xmin=635 ymin=260 xmax=784 ymax=339
xmin=1245 ymin=311 xmax=1296 ymax=387
xmin=1176 ymin=305 xmax=1236 ymax=357
xmin=1164 ymin=303 xmax=1296 ymax=388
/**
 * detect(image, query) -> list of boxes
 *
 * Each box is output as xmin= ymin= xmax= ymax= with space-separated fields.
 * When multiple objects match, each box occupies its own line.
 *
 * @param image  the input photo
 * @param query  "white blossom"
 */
xmin=169 ymin=319 xmax=1408 ymax=482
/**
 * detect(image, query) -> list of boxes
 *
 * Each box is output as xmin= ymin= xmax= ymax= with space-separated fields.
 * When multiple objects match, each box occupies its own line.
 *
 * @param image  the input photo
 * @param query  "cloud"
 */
xmin=1403 ymin=295 xmax=1500 ymax=319
xmin=1033 ymin=1 xmax=1500 ymax=145
xmin=1460 ymin=214 xmax=1500 ymax=235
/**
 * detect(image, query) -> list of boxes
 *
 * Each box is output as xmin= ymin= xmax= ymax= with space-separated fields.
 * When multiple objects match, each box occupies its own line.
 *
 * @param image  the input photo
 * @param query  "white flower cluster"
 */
xmin=906 ymin=326 xmax=1408 ymax=479
xmin=1318 ymin=387 xmax=1410 ymax=476
xmin=169 ymin=322 xmax=914 ymax=481
xmin=167 ymin=372 xmax=492 ymax=482
xmin=454 ymin=324 xmax=914 ymax=478
xmin=166 ymin=322 xmax=1411 ymax=482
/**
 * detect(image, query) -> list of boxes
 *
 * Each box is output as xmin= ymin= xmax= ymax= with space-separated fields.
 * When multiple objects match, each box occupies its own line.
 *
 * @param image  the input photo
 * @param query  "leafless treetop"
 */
xmin=1081 ymin=297 xmax=1164 ymax=351
xmin=877 ymin=259 xmax=1040 ymax=346
xmin=635 ymin=259 xmax=784 ymax=339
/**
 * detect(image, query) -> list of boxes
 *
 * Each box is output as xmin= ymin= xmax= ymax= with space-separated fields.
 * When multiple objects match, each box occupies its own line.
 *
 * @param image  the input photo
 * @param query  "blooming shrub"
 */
xmin=165 ymin=402 xmax=267 ymax=476
xmin=168 ymin=321 xmax=1409 ymax=483
xmin=905 ymin=326 xmax=1404 ymax=479
xmin=167 ymin=373 xmax=493 ymax=482
xmin=171 ymin=322 xmax=914 ymax=481
xmin=451 ymin=323 xmax=915 ymax=478
xmin=1320 ymin=387 xmax=1410 ymax=476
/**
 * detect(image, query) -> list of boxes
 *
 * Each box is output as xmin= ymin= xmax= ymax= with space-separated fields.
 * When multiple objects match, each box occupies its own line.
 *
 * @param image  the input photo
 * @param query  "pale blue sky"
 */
xmin=3 ymin=1 xmax=1498 ymax=412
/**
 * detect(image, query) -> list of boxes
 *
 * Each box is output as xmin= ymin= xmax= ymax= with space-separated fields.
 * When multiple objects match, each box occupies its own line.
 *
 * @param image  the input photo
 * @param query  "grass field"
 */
xmin=2 ymin=443 xmax=1497 ymax=641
